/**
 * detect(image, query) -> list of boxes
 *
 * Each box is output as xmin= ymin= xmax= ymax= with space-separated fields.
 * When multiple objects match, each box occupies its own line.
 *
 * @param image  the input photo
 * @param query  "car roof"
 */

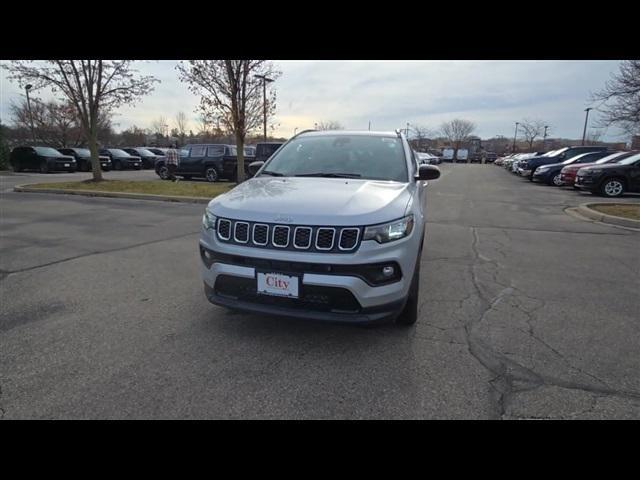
xmin=297 ymin=130 xmax=399 ymax=138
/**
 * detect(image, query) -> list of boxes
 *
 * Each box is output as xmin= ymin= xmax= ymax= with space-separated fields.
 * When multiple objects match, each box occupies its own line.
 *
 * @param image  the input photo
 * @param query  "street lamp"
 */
xmin=512 ymin=122 xmax=519 ymax=153
xmin=406 ymin=122 xmax=410 ymax=138
xmin=255 ymin=74 xmax=274 ymax=142
xmin=543 ymin=125 xmax=549 ymax=150
xmin=582 ymin=108 xmax=593 ymax=146
xmin=25 ymin=84 xmax=36 ymax=143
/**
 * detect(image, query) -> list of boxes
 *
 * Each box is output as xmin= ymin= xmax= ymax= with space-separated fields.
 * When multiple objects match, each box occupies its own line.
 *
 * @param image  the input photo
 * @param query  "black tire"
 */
xmin=114 ymin=160 xmax=123 ymax=171
xmin=182 ymin=175 xmax=192 ymax=180
xmin=599 ymin=177 xmax=625 ymax=198
xmin=205 ymin=166 xmax=219 ymax=183
xmin=81 ymin=161 xmax=91 ymax=172
xmin=396 ymin=249 xmax=422 ymax=326
xmin=13 ymin=163 xmax=23 ymax=172
xmin=103 ymin=167 xmax=111 ymax=172
xmin=549 ymin=173 xmax=563 ymax=186
xmin=39 ymin=160 xmax=50 ymax=174
xmin=157 ymin=165 xmax=169 ymax=180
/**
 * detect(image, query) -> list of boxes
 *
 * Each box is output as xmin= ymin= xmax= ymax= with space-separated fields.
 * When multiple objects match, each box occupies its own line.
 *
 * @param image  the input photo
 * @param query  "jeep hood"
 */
xmin=208 ymin=177 xmax=414 ymax=226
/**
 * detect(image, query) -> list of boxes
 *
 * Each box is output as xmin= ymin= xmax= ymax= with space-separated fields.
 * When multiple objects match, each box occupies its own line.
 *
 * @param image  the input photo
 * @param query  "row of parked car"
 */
xmin=495 ymin=146 xmax=640 ymax=197
xmin=7 ymin=143 xmax=277 ymax=178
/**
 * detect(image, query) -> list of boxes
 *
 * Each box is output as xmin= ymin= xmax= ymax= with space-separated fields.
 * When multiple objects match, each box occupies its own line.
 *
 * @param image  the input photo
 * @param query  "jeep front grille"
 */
xmin=215 ymin=218 xmax=362 ymax=253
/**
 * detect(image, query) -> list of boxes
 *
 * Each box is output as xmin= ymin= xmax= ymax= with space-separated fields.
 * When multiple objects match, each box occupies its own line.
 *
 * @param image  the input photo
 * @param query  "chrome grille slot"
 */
xmin=339 ymin=228 xmax=360 ymax=250
xmin=234 ymin=222 xmax=249 ymax=243
xmin=272 ymin=225 xmax=290 ymax=248
xmin=218 ymin=219 xmax=231 ymax=240
xmin=315 ymin=228 xmax=335 ymax=250
xmin=293 ymin=227 xmax=312 ymax=249
xmin=252 ymin=224 xmax=269 ymax=246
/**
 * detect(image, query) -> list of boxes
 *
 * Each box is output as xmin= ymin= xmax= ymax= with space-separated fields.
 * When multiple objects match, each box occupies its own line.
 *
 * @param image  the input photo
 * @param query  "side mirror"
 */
xmin=417 ymin=164 xmax=440 ymax=181
xmin=248 ymin=160 xmax=265 ymax=176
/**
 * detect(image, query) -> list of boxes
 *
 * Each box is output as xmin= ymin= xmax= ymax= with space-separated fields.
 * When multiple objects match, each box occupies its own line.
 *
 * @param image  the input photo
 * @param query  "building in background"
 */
xmin=632 ymin=135 xmax=640 ymax=150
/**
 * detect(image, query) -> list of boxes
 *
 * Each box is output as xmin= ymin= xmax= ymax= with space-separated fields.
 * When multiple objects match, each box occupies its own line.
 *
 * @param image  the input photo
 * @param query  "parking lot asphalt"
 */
xmin=1 ymin=165 xmax=639 ymax=419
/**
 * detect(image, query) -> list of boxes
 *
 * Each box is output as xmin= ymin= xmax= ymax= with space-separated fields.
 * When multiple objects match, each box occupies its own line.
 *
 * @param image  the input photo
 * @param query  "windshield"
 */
xmin=134 ymin=148 xmax=155 ymax=157
xmin=73 ymin=148 xmax=91 ymax=156
xmin=595 ymin=152 xmax=629 ymax=164
xmin=616 ymin=153 xmax=640 ymax=166
xmin=562 ymin=152 xmax=592 ymax=165
xmin=546 ymin=148 xmax=568 ymax=158
xmin=109 ymin=149 xmax=131 ymax=157
xmin=35 ymin=147 xmax=64 ymax=157
xmin=261 ymin=134 xmax=409 ymax=182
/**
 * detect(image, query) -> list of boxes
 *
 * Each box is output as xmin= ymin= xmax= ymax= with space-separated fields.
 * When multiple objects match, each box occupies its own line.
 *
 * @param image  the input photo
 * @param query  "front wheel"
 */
xmin=114 ymin=160 xmax=122 ymax=171
xmin=157 ymin=166 xmax=169 ymax=180
xmin=550 ymin=173 xmax=563 ymax=186
xmin=205 ymin=167 xmax=219 ymax=183
xmin=81 ymin=161 xmax=91 ymax=172
xmin=39 ymin=161 xmax=50 ymax=174
xmin=396 ymin=252 xmax=421 ymax=326
xmin=600 ymin=178 xmax=625 ymax=197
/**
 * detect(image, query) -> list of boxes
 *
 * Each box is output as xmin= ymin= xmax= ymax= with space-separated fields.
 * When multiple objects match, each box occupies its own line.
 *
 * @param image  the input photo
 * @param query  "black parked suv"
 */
xmin=58 ymin=147 xmax=112 ymax=172
xmin=10 ymin=146 xmax=77 ymax=173
xmin=155 ymin=144 xmax=253 ymax=182
xmin=99 ymin=148 xmax=142 ymax=170
xmin=575 ymin=152 xmax=640 ymax=197
xmin=123 ymin=147 xmax=161 ymax=169
xmin=522 ymin=146 xmax=607 ymax=180
xmin=255 ymin=142 xmax=283 ymax=163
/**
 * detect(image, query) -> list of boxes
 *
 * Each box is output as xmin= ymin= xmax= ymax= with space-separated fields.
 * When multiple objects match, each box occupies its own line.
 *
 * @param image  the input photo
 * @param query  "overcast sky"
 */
xmin=0 ymin=60 xmax=626 ymax=141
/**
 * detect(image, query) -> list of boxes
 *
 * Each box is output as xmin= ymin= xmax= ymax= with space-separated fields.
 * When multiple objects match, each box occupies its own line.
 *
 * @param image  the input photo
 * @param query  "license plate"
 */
xmin=257 ymin=272 xmax=299 ymax=298
xmin=64 ymin=163 xmax=70 ymax=167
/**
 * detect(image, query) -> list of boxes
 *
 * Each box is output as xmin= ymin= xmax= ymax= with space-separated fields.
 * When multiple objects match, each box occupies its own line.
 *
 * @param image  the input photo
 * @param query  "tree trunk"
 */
xmin=235 ymin=130 xmax=245 ymax=184
xmin=88 ymin=129 xmax=103 ymax=182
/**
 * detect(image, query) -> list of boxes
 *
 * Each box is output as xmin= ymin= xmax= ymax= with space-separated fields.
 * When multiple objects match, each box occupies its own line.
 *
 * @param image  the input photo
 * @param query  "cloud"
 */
xmin=0 ymin=60 xmax=627 ymax=141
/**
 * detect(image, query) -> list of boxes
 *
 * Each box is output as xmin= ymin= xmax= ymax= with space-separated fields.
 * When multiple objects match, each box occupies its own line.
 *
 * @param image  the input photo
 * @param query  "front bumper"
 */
xmin=199 ymin=228 xmax=420 ymax=323
xmin=574 ymin=174 xmax=598 ymax=190
xmin=532 ymin=170 xmax=551 ymax=182
xmin=519 ymin=168 xmax=532 ymax=177
xmin=560 ymin=172 xmax=575 ymax=186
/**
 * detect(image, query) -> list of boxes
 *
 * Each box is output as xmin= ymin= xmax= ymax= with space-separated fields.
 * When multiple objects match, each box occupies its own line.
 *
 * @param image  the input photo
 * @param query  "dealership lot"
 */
xmin=1 ymin=165 xmax=639 ymax=419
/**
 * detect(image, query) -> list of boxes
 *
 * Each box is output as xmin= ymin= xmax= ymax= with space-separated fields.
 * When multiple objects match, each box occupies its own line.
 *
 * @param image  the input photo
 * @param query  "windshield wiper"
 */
xmin=294 ymin=172 xmax=361 ymax=178
xmin=260 ymin=170 xmax=284 ymax=177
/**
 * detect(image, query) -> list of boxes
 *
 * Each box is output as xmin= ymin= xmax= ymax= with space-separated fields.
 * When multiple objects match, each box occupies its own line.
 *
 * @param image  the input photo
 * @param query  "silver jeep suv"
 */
xmin=199 ymin=130 xmax=440 ymax=325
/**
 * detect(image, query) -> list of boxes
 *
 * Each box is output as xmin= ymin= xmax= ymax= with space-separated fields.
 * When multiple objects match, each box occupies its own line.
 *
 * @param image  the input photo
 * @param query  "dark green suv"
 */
xmin=10 ymin=146 xmax=77 ymax=173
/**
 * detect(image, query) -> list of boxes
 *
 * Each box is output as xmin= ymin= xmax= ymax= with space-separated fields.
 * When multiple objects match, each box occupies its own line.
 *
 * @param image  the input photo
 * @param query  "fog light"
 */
xmin=382 ymin=266 xmax=395 ymax=277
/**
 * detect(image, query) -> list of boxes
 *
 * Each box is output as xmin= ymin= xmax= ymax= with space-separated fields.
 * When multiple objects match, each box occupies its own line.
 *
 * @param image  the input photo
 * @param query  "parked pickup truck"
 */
xmin=199 ymin=130 xmax=442 ymax=325
xmin=155 ymin=144 xmax=254 ymax=182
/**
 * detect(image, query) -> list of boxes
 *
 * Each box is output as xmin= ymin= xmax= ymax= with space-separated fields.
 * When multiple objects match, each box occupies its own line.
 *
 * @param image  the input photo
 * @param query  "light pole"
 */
xmin=368 ymin=120 xmax=371 ymax=131
xmin=255 ymin=74 xmax=274 ymax=142
xmin=25 ymin=84 xmax=36 ymax=143
xmin=543 ymin=125 xmax=549 ymax=150
xmin=406 ymin=122 xmax=410 ymax=138
xmin=512 ymin=122 xmax=519 ymax=153
xmin=582 ymin=108 xmax=592 ymax=146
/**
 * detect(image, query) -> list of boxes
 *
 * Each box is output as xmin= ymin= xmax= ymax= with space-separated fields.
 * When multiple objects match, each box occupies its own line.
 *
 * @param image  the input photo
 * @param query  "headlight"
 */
xmin=363 ymin=215 xmax=414 ymax=244
xmin=202 ymin=209 xmax=216 ymax=230
xmin=537 ymin=166 xmax=549 ymax=172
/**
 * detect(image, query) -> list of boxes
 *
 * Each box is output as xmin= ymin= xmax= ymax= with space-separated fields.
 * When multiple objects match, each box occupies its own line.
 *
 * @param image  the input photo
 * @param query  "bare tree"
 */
xmin=175 ymin=111 xmax=188 ymax=145
xmin=3 ymin=60 xmax=158 ymax=181
xmin=409 ymin=124 xmax=436 ymax=151
xmin=591 ymin=60 xmax=640 ymax=137
xmin=151 ymin=116 xmax=168 ymax=136
xmin=440 ymin=119 xmax=476 ymax=161
xmin=316 ymin=120 xmax=343 ymax=130
xmin=518 ymin=118 xmax=546 ymax=152
xmin=177 ymin=60 xmax=281 ymax=183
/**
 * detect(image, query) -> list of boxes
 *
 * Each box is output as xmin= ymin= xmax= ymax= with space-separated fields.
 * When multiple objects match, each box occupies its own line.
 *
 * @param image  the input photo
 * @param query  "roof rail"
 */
xmin=292 ymin=129 xmax=317 ymax=138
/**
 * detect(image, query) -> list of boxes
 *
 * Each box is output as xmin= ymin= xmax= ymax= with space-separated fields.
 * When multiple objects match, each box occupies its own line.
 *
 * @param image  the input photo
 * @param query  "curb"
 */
xmin=576 ymin=203 xmax=640 ymax=229
xmin=13 ymin=184 xmax=211 ymax=204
